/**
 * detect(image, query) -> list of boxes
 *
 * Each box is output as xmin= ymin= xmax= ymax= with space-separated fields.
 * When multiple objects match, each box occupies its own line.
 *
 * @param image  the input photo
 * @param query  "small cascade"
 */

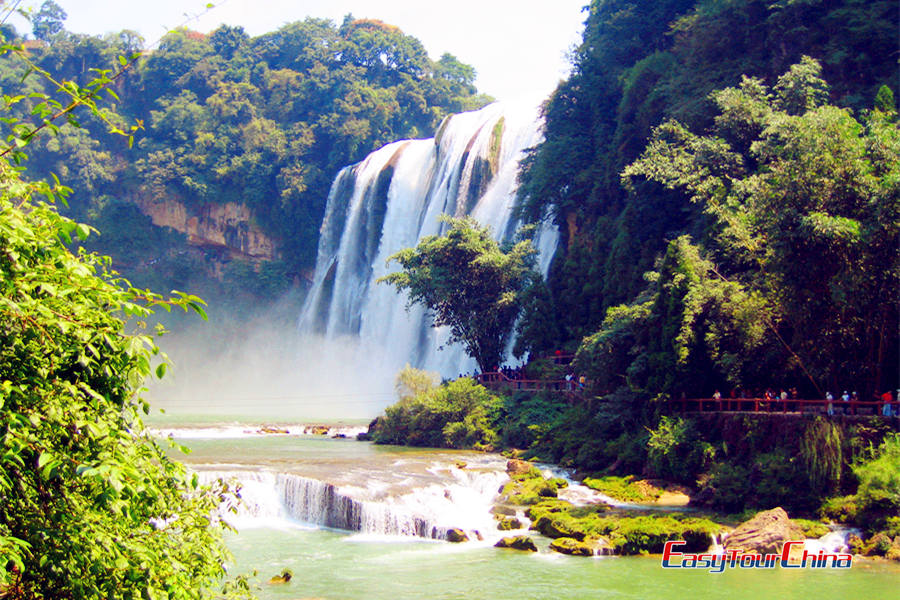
xmin=298 ymin=102 xmax=558 ymax=379
xmin=197 ymin=464 xmax=508 ymax=541
xmin=803 ymin=526 xmax=862 ymax=554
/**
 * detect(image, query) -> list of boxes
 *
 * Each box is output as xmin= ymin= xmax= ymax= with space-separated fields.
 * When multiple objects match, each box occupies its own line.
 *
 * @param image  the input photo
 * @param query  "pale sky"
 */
xmin=9 ymin=0 xmax=588 ymax=105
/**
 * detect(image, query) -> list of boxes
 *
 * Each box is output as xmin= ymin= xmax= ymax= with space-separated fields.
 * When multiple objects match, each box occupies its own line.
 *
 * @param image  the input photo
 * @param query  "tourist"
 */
xmin=826 ymin=391 xmax=834 ymax=416
xmin=841 ymin=390 xmax=850 ymax=415
xmin=882 ymin=390 xmax=893 ymax=417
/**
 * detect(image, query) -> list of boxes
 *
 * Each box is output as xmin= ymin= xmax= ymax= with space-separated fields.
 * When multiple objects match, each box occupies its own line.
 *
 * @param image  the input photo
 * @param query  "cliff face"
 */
xmin=133 ymin=196 xmax=278 ymax=262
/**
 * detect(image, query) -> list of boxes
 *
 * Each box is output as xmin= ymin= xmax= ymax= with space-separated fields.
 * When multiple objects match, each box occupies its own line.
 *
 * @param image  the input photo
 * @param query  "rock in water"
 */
xmin=269 ymin=568 xmax=293 ymax=584
xmin=497 ymin=517 xmax=522 ymax=531
xmin=495 ymin=536 xmax=538 ymax=552
xmin=506 ymin=459 xmax=533 ymax=475
xmin=724 ymin=507 xmax=804 ymax=555
xmin=446 ymin=528 xmax=469 ymax=543
xmin=549 ymin=537 xmax=594 ymax=557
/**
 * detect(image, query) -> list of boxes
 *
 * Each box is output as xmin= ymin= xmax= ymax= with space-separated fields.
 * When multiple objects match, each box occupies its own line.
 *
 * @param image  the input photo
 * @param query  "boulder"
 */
xmin=723 ymin=507 xmax=805 ymax=555
xmin=506 ymin=459 xmax=533 ymax=475
xmin=497 ymin=517 xmax=523 ymax=531
xmin=495 ymin=535 xmax=538 ymax=552
xmin=549 ymin=537 xmax=594 ymax=557
xmin=532 ymin=515 xmax=585 ymax=541
xmin=492 ymin=504 xmax=517 ymax=517
xmin=446 ymin=528 xmax=469 ymax=543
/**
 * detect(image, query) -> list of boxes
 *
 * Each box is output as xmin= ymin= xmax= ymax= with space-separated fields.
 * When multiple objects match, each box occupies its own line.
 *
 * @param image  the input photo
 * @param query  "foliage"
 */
xmin=646 ymin=416 xmax=712 ymax=484
xmin=0 ymin=170 xmax=250 ymax=597
xmin=379 ymin=216 xmax=537 ymax=372
xmin=500 ymin=391 xmax=568 ymax=450
xmin=624 ymin=59 xmax=899 ymax=395
xmin=0 ymin=15 xmax=489 ymax=292
xmin=852 ymin=433 xmax=900 ymax=512
xmin=370 ymin=377 xmax=502 ymax=450
xmin=517 ymin=0 xmax=898 ymax=377
xmin=800 ymin=417 xmax=843 ymax=495
xmin=393 ymin=364 xmax=440 ymax=402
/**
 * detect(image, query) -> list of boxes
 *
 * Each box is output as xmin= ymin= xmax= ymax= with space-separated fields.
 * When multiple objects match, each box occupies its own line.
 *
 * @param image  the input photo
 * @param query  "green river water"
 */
xmin=155 ymin=420 xmax=899 ymax=600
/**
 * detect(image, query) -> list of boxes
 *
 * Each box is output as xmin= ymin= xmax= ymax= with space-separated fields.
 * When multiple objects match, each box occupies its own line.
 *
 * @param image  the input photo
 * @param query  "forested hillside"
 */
xmin=516 ymin=0 xmax=898 ymax=399
xmin=0 ymin=8 xmax=488 ymax=295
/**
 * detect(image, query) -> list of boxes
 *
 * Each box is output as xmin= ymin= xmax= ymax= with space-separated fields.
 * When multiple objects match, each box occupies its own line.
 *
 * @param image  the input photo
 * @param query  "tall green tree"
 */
xmin=379 ymin=217 xmax=536 ymax=372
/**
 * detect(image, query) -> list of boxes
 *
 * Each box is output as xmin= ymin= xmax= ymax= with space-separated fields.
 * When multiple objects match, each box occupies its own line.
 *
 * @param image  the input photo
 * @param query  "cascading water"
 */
xmin=196 ymin=459 xmax=509 ymax=541
xmin=298 ymin=102 xmax=558 ymax=378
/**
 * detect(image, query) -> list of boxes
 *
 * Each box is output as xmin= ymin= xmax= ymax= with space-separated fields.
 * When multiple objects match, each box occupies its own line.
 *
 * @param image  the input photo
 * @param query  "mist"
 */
xmin=144 ymin=290 xmax=400 ymax=424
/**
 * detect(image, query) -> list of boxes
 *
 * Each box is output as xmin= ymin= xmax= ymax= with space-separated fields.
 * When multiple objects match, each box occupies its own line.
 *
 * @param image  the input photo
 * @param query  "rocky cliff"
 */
xmin=133 ymin=195 xmax=278 ymax=263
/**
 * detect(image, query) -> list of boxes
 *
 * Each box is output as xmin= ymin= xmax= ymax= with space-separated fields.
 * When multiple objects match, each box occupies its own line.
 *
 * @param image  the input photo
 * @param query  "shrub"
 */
xmin=372 ymin=377 xmax=502 ymax=449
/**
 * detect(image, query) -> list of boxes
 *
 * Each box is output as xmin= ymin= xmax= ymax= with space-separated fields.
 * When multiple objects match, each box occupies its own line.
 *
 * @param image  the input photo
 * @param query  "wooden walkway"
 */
xmin=679 ymin=397 xmax=899 ymax=416
xmin=475 ymin=372 xmax=582 ymax=399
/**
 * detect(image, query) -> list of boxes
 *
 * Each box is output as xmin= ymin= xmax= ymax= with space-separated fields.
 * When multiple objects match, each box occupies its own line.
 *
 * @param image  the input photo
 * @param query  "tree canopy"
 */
xmin=379 ymin=217 xmax=536 ymax=372
xmin=573 ymin=58 xmax=899 ymax=399
xmin=0 ymin=16 xmax=490 ymax=294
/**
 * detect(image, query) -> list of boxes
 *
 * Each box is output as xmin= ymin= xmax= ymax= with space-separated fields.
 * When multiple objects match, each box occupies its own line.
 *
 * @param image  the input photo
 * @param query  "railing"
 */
xmin=678 ymin=397 xmax=900 ymax=416
xmin=475 ymin=371 xmax=581 ymax=394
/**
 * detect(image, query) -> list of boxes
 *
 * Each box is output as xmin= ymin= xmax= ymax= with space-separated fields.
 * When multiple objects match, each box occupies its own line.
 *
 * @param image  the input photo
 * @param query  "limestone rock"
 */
xmin=446 ymin=528 xmax=469 ymax=543
xmin=549 ymin=537 xmax=594 ymax=557
xmin=495 ymin=536 xmax=538 ymax=552
xmin=723 ymin=507 xmax=804 ymax=555
xmin=506 ymin=459 xmax=533 ymax=475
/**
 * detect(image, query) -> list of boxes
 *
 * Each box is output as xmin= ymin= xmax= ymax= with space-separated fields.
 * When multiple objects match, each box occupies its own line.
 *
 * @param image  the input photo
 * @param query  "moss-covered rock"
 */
xmin=550 ymin=537 xmax=594 ymax=556
xmin=446 ymin=528 xmax=468 ymax=543
xmin=497 ymin=517 xmax=523 ymax=531
xmin=582 ymin=475 xmax=663 ymax=504
xmin=495 ymin=535 xmax=538 ymax=552
xmin=501 ymin=470 xmax=568 ymax=505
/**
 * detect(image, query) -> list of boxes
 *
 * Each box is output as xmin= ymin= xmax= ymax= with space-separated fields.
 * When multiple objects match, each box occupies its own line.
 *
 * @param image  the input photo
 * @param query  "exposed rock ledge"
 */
xmin=134 ymin=195 xmax=278 ymax=261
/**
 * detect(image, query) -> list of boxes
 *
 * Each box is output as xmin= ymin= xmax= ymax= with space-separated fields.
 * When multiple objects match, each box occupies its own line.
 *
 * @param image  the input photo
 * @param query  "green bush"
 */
xmin=372 ymin=377 xmax=502 ymax=450
xmin=646 ymin=416 xmax=711 ymax=484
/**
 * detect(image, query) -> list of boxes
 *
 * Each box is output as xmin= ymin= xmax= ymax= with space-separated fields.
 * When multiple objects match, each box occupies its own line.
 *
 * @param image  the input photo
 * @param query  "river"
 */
xmin=150 ymin=419 xmax=900 ymax=600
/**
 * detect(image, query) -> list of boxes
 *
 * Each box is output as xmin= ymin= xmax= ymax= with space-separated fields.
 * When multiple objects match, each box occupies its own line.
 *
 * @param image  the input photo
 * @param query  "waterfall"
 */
xmin=298 ymin=102 xmax=558 ymax=378
xmin=197 ymin=465 xmax=508 ymax=541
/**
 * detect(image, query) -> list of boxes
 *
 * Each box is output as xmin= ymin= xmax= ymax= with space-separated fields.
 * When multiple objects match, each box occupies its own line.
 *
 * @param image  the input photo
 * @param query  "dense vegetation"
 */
xmin=0 ymin=34 xmax=249 ymax=598
xmin=1 ymin=6 xmax=488 ymax=294
xmin=516 ymin=0 xmax=898 ymax=401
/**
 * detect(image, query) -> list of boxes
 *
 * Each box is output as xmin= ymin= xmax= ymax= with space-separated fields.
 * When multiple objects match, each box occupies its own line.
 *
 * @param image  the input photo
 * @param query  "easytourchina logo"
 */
xmin=661 ymin=541 xmax=852 ymax=573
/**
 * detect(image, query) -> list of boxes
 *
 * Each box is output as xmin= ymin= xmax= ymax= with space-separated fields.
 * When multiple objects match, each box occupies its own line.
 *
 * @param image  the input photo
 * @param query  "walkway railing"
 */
xmin=475 ymin=371 xmax=580 ymax=395
xmin=679 ymin=397 xmax=899 ymax=416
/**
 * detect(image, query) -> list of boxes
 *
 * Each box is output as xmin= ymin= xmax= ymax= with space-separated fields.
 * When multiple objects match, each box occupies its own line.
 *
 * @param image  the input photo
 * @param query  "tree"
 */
xmin=379 ymin=216 xmax=536 ymax=372
xmin=32 ymin=0 xmax=67 ymax=41
xmin=623 ymin=58 xmax=899 ymax=395
xmin=0 ymin=32 xmax=250 ymax=600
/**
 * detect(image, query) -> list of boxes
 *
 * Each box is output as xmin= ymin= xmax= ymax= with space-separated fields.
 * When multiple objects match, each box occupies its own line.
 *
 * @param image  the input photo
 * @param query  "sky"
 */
xmin=9 ymin=0 xmax=588 ymax=105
